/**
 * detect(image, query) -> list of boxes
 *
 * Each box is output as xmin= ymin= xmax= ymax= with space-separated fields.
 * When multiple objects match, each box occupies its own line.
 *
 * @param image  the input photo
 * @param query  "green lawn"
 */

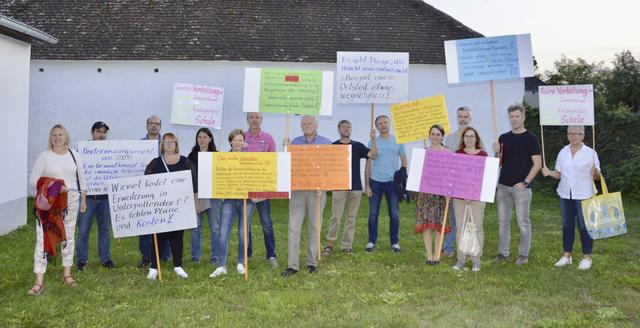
xmin=1 ymin=193 xmax=638 ymax=327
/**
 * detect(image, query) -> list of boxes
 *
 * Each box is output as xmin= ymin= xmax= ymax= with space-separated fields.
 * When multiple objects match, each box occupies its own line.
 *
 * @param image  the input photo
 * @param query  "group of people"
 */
xmin=26 ymin=104 xmax=601 ymax=295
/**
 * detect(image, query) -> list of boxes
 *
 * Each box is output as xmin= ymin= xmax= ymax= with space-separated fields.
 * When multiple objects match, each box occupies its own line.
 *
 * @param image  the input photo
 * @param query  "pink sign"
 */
xmin=419 ymin=150 xmax=486 ymax=200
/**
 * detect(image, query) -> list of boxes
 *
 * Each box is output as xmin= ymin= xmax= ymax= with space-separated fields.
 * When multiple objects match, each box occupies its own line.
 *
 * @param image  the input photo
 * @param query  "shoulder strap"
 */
xmin=68 ymin=149 xmax=81 ymax=191
xmin=160 ymin=155 xmax=171 ymax=173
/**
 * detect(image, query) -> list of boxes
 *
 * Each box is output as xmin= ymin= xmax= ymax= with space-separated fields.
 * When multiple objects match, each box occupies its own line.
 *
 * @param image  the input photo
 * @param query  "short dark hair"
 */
xmin=337 ymin=120 xmax=351 ymax=128
xmin=507 ymin=104 xmax=526 ymax=114
xmin=374 ymin=115 xmax=389 ymax=125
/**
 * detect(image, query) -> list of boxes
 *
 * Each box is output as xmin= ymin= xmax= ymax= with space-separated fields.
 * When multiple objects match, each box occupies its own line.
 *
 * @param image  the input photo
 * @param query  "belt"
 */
xmin=86 ymin=194 xmax=109 ymax=200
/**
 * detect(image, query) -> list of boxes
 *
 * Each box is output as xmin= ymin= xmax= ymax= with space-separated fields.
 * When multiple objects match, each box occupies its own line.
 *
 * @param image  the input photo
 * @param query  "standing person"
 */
xmin=187 ymin=127 xmax=222 ymax=264
xmin=542 ymin=125 xmax=600 ymax=270
xmin=28 ymin=124 xmax=87 ymax=295
xmin=75 ymin=122 xmax=115 ymax=272
xmin=442 ymin=106 xmax=472 ymax=257
xmin=146 ymin=133 xmax=198 ymax=280
xmin=492 ymin=104 xmax=542 ymax=266
xmin=210 ymin=129 xmax=254 ymax=277
xmin=137 ymin=115 xmax=170 ymax=268
xmin=364 ymin=115 xmax=407 ymax=253
xmin=281 ymin=115 xmax=332 ymax=277
xmin=322 ymin=120 xmax=376 ymax=255
xmin=415 ymin=125 xmax=451 ymax=265
xmin=452 ymin=127 xmax=488 ymax=272
xmin=242 ymin=112 xmax=278 ymax=266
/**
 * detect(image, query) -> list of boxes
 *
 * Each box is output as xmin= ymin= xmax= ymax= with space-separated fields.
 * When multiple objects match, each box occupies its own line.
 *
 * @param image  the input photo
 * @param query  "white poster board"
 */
xmin=336 ymin=52 xmax=409 ymax=103
xmin=78 ymin=140 xmax=158 ymax=195
xmin=108 ymin=170 xmax=197 ymax=238
xmin=539 ymin=84 xmax=594 ymax=125
xmin=171 ymin=82 xmax=224 ymax=129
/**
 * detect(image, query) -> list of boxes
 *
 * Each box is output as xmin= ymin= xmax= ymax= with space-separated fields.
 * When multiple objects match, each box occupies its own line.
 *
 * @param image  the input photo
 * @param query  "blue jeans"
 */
xmin=368 ymin=179 xmax=400 ymax=246
xmin=75 ymin=196 xmax=112 ymax=264
xmin=191 ymin=199 xmax=222 ymax=262
xmin=219 ymin=199 xmax=254 ymax=266
xmin=247 ymin=200 xmax=277 ymax=259
xmin=560 ymin=198 xmax=593 ymax=255
xmin=139 ymin=235 xmax=171 ymax=262
xmin=443 ymin=207 xmax=456 ymax=253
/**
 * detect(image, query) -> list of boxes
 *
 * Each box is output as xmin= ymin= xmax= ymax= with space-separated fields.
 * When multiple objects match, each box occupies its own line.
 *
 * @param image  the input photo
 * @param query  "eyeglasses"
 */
xmin=463 ymin=135 xmax=476 ymax=138
xmin=567 ymin=133 xmax=584 ymax=136
xmin=148 ymin=122 xmax=161 ymax=126
xmin=163 ymin=141 xmax=176 ymax=145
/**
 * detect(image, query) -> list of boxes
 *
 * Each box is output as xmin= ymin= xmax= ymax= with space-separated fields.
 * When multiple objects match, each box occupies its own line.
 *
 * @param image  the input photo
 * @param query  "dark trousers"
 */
xmin=150 ymin=230 xmax=184 ymax=269
xmin=560 ymin=198 xmax=593 ymax=255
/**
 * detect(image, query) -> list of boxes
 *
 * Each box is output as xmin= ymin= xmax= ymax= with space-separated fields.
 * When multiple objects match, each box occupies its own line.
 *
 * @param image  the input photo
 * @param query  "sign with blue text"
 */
xmin=444 ymin=34 xmax=534 ymax=83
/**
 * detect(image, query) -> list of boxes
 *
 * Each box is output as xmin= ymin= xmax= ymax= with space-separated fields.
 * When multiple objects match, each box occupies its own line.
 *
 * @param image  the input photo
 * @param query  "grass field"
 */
xmin=1 ymin=193 xmax=638 ymax=327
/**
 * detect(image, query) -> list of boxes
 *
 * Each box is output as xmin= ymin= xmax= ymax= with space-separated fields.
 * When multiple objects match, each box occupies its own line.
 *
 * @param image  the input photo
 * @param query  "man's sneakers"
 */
xmin=578 ymin=258 xmax=592 ymax=270
xmin=554 ymin=256 xmax=572 ymax=267
xmin=268 ymin=257 xmax=278 ymax=267
xmin=209 ymin=266 xmax=227 ymax=278
xmin=280 ymin=268 xmax=298 ymax=277
xmin=77 ymin=262 xmax=87 ymax=272
xmin=515 ymin=256 xmax=529 ymax=267
xmin=391 ymin=244 xmax=401 ymax=253
xmin=147 ymin=268 xmax=158 ymax=280
xmin=493 ymin=254 xmax=509 ymax=262
xmin=102 ymin=260 xmax=115 ymax=269
xmin=307 ymin=265 xmax=318 ymax=274
xmin=174 ymin=267 xmax=188 ymax=278
xmin=365 ymin=242 xmax=376 ymax=253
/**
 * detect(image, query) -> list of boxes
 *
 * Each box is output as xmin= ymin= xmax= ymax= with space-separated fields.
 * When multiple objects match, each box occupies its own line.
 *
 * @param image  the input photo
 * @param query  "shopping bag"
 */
xmin=581 ymin=174 xmax=626 ymax=240
xmin=458 ymin=204 xmax=481 ymax=257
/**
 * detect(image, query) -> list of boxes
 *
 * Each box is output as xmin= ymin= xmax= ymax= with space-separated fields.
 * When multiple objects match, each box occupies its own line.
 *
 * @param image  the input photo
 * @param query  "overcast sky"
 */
xmin=425 ymin=0 xmax=640 ymax=75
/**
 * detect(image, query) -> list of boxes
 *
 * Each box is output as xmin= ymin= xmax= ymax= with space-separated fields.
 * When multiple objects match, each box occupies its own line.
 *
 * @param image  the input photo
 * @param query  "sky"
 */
xmin=425 ymin=0 xmax=640 ymax=75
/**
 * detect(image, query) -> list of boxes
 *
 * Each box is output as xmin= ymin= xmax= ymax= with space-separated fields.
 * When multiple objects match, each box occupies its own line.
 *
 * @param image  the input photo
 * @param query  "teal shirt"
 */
xmin=368 ymin=135 xmax=405 ymax=182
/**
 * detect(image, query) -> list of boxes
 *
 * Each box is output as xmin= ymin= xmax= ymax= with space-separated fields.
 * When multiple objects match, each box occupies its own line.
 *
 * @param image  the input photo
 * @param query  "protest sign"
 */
xmin=336 ymin=52 xmax=409 ymax=103
xmin=390 ymin=95 xmax=450 ymax=143
xmin=539 ymin=84 xmax=594 ymax=125
xmin=407 ymin=149 xmax=499 ymax=203
xmin=288 ymin=145 xmax=351 ymax=190
xmin=197 ymin=152 xmax=291 ymax=199
xmin=444 ymin=34 xmax=534 ymax=83
xmin=170 ymin=82 xmax=224 ymax=128
xmin=243 ymin=68 xmax=334 ymax=115
xmin=108 ymin=170 xmax=197 ymax=238
xmin=78 ymin=140 xmax=158 ymax=195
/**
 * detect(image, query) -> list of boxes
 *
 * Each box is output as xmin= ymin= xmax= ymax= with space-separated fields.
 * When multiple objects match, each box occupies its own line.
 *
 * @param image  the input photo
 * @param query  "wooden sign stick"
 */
xmin=285 ymin=113 xmax=291 ymax=145
xmin=490 ymin=80 xmax=498 ymax=141
xmin=592 ymin=125 xmax=596 ymax=151
xmin=370 ymin=103 xmax=375 ymax=131
xmin=435 ymin=197 xmax=451 ymax=261
xmin=243 ymin=199 xmax=249 ymax=281
xmin=423 ymin=139 xmax=428 ymax=149
xmin=152 ymin=233 xmax=163 ymax=282
xmin=540 ymin=125 xmax=546 ymax=167
xmin=316 ymin=190 xmax=322 ymax=262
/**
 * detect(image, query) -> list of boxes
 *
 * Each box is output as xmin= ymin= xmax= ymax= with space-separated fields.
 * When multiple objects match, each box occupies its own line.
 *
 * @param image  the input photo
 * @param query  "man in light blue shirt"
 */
xmin=364 ymin=115 xmax=407 ymax=253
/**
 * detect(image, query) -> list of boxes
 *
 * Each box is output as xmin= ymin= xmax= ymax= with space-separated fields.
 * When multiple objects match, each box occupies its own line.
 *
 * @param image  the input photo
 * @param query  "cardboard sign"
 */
xmin=288 ymin=145 xmax=351 ymax=190
xmin=171 ymin=82 xmax=224 ymax=128
xmin=243 ymin=68 xmax=334 ymax=115
xmin=444 ymin=34 xmax=534 ymax=83
xmin=407 ymin=149 xmax=499 ymax=203
xmin=539 ymin=84 xmax=594 ymax=125
xmin=108 ymin=170 xmax=197 ymax=238
xmin=390 ymin=95 xmax=450 ymax=143
xmin=198 ymin=152 xmax=291 ymax=199
xmin=336 ymin=52 xmax=409 ymax=103
xmin=78 ymin=140 xmax=158 ymax=195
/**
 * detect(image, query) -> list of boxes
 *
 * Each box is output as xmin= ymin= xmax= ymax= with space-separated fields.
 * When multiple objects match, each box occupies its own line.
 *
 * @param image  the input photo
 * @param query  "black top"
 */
xmin=144 ymin=156 xmax=198 ymax=193
xmin=498 ymin=130 xmax=541 ymax=187
xmin=333 ymin=139 xmax=370 ymax=191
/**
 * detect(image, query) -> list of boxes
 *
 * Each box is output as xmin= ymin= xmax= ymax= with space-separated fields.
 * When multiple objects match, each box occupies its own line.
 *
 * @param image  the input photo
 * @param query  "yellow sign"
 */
xmin=212 ymin=153 xmax=279 ymax=199
xmin=390 ymin=95 xmax=450 ymax=144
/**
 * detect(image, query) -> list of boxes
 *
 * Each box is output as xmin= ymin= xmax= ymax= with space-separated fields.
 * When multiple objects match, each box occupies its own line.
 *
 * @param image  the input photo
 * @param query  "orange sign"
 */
xmin=288 ymin=145 xmax=352 ymax=190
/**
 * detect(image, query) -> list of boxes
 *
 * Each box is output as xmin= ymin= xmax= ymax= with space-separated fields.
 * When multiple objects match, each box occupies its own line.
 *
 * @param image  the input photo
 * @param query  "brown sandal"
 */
xmin=63 ymin=275 xmax=77 ymax=288
xmin=28 ymin=283 xmax=44 ymax=296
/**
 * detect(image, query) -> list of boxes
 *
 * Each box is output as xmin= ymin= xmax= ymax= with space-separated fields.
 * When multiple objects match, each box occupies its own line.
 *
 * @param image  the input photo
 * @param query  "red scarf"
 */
xmin=34 ymin=177 xmax=68 ymax=256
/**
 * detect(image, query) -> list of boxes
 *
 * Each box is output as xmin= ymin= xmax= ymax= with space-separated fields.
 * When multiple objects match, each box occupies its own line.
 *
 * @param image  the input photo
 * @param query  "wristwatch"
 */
xmin=522 ymin=181 xmax=530 ymax=187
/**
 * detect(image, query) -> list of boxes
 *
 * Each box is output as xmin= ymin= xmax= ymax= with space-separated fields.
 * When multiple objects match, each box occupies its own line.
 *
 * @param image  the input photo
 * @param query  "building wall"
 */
xmin=28 ymin=60 xmax=525 ymax=195
xmin=0 ymin=34 xmax=30 ymax=235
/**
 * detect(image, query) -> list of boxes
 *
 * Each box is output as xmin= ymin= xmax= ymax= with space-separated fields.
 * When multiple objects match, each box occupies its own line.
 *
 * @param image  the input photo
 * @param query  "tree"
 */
xmin=605 ymin=50 xmax=640 ymax=112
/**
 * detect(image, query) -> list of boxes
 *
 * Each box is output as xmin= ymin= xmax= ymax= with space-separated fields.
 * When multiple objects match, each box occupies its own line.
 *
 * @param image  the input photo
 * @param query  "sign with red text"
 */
xmin=108 ymin=171 xmax=197 ymax=238
xmin=539 ymin=84 xmax=594 ymax=126
xmin=407 ymin=149 xmax=499 ymax=202
xmin=171 ymin=82 xmax=224 ymax=129
xmin=336 ymin=52 xmax=409 ymax=103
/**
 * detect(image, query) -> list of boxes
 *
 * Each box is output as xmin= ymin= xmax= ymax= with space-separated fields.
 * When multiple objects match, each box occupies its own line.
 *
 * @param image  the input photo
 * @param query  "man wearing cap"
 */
xmin=76 ymin=122 xmax=115 ymax=271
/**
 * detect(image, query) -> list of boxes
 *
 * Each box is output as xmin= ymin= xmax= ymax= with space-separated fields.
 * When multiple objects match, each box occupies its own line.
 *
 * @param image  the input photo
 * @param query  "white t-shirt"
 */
xmin=554 ymin=144 xmax=600 ymax=200
xmin=30 ymin=149 xmax=87 ymax=192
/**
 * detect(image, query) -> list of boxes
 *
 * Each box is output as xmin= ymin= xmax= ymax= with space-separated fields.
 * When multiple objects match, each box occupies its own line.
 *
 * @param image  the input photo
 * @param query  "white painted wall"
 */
xmin=28 ymin=60 xmax=524 ymax=195
xmin=0 ymin=34 xmax=30 ymax=234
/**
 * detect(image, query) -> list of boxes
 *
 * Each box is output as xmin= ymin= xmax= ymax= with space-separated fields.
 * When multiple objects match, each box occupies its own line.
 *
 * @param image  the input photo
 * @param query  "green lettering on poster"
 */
xmin=259 ymin=68 xmax=323 ymax=115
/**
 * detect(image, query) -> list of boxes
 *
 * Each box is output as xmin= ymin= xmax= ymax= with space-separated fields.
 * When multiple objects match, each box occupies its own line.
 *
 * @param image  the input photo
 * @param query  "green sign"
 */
xmin=259 ymin=69 xmax=324 ymax=115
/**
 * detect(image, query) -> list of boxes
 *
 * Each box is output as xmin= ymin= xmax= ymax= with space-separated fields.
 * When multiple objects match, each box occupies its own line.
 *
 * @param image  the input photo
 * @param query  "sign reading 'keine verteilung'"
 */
xmin=171 ymin=82 xmax=224 ymax=129
xmin=539 ymin=84 xmax=594 ymax=126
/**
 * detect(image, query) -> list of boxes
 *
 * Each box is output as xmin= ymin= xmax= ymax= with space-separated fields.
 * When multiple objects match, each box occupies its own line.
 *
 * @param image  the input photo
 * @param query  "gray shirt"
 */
xmin=444 ymin=130 xmax=461 ymax=152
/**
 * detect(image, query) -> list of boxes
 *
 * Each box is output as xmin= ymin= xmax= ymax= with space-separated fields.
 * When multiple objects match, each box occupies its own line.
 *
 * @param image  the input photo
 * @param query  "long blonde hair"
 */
xmin=47 ymin=124 xmax=70 ymax=150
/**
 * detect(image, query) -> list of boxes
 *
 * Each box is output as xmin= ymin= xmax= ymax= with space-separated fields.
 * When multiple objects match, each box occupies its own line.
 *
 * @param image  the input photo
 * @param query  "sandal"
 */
xmin=322 ymin=245 xmax=333 ymax=256
xmin=63 ymin=275 xmax=77 ymax=288
xmin=27 ymin=283 xmax=44 ymax=296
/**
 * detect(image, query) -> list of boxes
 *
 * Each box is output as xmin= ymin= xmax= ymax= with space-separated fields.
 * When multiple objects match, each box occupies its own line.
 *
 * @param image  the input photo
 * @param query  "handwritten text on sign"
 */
xmin=289 ymin=145 xmax=352 ymax=190
xmin=108 ymin=171 xmax=197 ymax=238
xmin=243 ymin=68 xmax=334 ymax=115
xmin=336 ymin=52 xmax=409 ymax=104
xmin=171 ymin=82 xmax=224 ymax=129
xmin=390 ymin=95 xmax=450 ymax=144
xmin=406 ymin=149 xmax=499 ymax=203
xmin=539 ymin=85 xmax=594 ymax=126
xmin=78 ymin=140 xmax=158 ymax=195
xmin=197 ymin=152 xmax=291 ymax=199
xmin=444 ymin=34 xmax=534 ymax=83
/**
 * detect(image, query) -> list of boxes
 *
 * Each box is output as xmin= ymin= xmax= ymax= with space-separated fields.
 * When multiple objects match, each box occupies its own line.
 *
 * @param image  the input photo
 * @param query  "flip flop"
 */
xmin=28 ymin=283 xmax=44 ymax=296
xmin=63 ymin=275 xmax=77 ymax=288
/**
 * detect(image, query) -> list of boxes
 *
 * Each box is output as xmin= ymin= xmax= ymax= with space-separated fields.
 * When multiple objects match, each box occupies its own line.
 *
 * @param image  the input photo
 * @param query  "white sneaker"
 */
xmin=173 ymin=266 xmax=188 ymax=278
xmin=578 ymin=258 xmax=592 ymax=270
xmin=237 ymin=263 xmax=245 ymax=274
xmin=268 ymin=257 xmax=278 ymax=267
xmin=147 ymin=268 xmax=158 ymax=280
xmin=554 ymin=256 xmax=572 ymax=267
xmin=209 ymin=266 xmax=227 ymax=278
